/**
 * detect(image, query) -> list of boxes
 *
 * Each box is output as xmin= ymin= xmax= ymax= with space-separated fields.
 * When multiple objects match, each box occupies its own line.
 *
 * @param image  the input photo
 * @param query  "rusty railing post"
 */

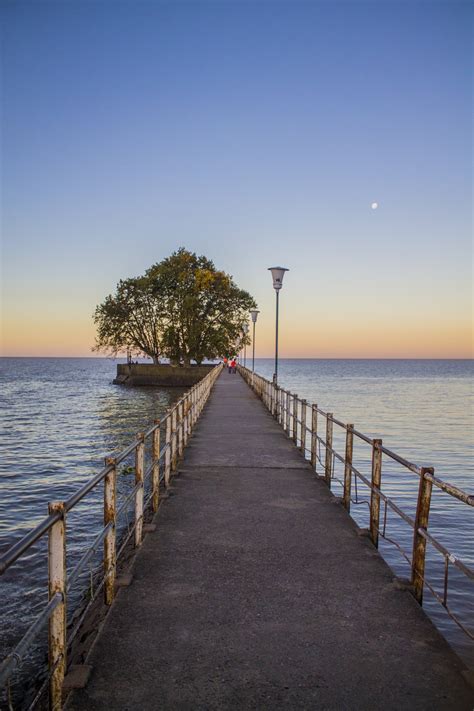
xmin=183 ymin=396 xmax=189 ymax=445
xmin=176 ymin=402 xmax=181 ymax=460
xmin=197 ymin=383 xmax=201 ymax=418
xmin=171 ymin=407 xmax=177 ymax=471
xmin=369 ymin=439 xmax=383 ymax=547
xmin=191 ymin=388 xmax=196 ymax=428
xmin=152 ymin=421 xmax=160 ymax=512
xmin=286 ymin=391 xmax=291 ymax=434
xmin=135 ymin=433 xmax=145 ymax=547
xmin=292 ymin=394 xmax=298 ymax=444
xmin=104 ymin=457 xmax=117 ymax=604
xmin=189 ymin=392 xmax=193 ymax=435
xmin=343 ymin=425 xmax=354 ymax=512
xmin=187 ymin=394 xmax=192 ymax=441
xmin=300 ymin=399 xmax=307 ymax=455
xmin=164 ymin=415 xmax=171 ymax=488
xmin=48 ymin=501 xmax=66 ymax=710
xmin=178 ymin=400 xmax=184 ymax=459
xmin=181 ymin=399 xmax=186 ymax=450
xmin=324 ymin=414 xmax=333 ymax=487
xmin=411 ymin=467 xmax=434 ymax=604
xmin=310 ymin=404 xmax=318 ymax=469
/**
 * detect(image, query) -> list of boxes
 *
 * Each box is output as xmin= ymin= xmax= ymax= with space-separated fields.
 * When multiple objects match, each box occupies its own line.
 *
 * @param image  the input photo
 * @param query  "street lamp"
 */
xmin=268 ymin=266 xmax=289 ymax=384
xmin=237 ymin=332 xmax=243 ymax=362
xmin=243 ymin=323 xmax=249 ymax=367
xmin=249 ymin=309 xmax=260 ymax=373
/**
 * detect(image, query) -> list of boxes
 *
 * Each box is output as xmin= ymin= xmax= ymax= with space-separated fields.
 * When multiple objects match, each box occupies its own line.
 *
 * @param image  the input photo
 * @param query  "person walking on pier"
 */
xmin=230 ymin=358 xmax=237 ymax=374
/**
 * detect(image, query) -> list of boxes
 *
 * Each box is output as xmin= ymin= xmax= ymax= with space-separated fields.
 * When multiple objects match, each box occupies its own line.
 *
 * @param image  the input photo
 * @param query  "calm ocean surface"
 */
xmin=0 ymin=357 xmax=473 ymax=703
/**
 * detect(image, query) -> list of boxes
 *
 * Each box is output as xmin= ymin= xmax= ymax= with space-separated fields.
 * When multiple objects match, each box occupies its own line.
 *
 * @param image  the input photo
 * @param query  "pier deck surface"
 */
xmin=69 ymin=372 xmax=472 ymax=710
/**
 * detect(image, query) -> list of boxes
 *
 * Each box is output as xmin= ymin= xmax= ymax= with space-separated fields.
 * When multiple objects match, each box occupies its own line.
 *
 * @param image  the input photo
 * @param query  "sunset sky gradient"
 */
xmin=2 ymin=0 xmax=472 ymax=358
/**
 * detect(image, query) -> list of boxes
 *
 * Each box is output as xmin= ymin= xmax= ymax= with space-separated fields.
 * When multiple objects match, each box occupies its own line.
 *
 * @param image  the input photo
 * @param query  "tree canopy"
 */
xmin=93 ymin=248 xmax=256 ymax=364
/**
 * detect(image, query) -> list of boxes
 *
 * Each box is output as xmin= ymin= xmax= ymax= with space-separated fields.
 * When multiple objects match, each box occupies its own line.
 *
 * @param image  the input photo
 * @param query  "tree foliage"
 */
xmin=93 ymin=248 xmax=256 ymax=364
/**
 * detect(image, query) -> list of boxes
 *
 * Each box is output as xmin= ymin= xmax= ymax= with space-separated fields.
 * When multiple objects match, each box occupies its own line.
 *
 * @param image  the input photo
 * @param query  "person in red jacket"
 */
xmin=230 ymin=358 xmax=237 ymax=374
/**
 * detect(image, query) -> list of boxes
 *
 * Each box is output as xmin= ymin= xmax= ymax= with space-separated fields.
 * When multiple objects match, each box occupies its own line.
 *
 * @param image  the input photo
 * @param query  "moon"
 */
xmin=371 ymin=202 xmax=379 ymax=210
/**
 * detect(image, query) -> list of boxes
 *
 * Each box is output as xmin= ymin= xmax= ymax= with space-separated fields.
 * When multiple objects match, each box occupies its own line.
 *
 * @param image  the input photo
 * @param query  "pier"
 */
xmin=1 ymin=366 xmax=473 ymax=709
xmin=70 ymin=370 xmax=471 ymax=709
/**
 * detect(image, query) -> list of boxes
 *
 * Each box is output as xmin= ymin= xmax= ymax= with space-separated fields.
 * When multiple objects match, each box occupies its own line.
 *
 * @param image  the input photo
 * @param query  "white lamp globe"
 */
xmin=268 ymin=266 xmax=289 ymax=291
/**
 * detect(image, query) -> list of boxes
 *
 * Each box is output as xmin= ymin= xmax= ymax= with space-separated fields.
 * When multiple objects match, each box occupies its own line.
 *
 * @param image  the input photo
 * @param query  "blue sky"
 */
xmin=2 ymin=0 xmax=472 ymax=356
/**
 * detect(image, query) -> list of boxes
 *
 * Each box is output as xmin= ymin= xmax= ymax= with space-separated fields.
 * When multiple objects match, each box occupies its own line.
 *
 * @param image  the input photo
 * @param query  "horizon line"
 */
xmin=0 ymin=355 xmax=472 ymax=361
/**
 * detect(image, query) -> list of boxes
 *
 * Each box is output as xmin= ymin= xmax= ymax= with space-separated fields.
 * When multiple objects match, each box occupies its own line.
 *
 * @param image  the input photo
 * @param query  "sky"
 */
xmin=1 ymin=0 xmax=472 ymax=358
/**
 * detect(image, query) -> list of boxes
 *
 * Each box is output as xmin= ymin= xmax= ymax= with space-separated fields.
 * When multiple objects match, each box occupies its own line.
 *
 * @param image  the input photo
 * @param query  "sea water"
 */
xmin=0 ymin=357 xmax=472 ymax=704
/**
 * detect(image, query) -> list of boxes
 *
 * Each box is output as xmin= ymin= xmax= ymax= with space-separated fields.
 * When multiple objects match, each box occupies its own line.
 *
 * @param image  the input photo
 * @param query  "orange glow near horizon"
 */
xmin=2 ymin=310 xmax=472 ymax=359
xmin=1 ymin=313 xmax=98 ymax=358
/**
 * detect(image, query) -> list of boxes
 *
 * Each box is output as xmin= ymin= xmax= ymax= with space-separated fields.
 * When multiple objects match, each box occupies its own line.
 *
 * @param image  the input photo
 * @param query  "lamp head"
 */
xmin=249 ymin=309 xmax=260 ymax=323
xmin=268 ymin=266 xmax=289 ymax=291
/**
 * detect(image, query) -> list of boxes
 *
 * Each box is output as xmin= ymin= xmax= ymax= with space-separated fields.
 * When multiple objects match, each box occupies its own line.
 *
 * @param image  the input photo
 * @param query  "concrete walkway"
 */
xmin=69 ymin=371 xmax=472 ymax=710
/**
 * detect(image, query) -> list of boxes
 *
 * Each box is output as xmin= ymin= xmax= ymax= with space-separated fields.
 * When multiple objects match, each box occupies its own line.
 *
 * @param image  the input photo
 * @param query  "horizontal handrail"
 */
xmin=65 ymin=464 xmax=114 ymax=512
xmin=0 ymin=512 xmax=61 ymax=575
xmin=425 ymin=473 xmax=474 ymax=506
xmin=143 ymin=421 xmax=162 ymax=439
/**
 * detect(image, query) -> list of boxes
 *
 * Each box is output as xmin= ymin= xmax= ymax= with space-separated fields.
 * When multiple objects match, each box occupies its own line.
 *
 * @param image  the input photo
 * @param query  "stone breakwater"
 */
xmin=113 ymin=363 xmax=216 ymax=387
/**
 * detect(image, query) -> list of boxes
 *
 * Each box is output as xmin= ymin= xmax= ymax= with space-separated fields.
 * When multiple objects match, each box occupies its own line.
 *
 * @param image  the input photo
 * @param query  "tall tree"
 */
xmin=93 ymin=277 xmax=164 ymax=362
xmin=93 ymin=248 xmax=256 ymax=364
xmin=146 ymin=249 xmax=256 ymax=365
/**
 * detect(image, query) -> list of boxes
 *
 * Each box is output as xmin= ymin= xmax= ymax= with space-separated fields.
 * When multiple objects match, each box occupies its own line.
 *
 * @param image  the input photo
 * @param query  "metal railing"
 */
xmin=238 ymin=364 xmax=473 ymax=642
xmin=0 ymin=364 xmax=222 ymax=710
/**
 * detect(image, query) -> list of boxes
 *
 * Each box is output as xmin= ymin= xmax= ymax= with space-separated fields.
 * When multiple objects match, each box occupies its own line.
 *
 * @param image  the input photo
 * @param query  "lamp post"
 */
xmin=243 ymin=323 xmax=249 ymax=367
xmin=249 ymin=309 xmax=260 ymax=373
xmin=238 ymin=332 xmax=243 ymax=363
xmin=268 ymin=266 xmax=289 ymax=384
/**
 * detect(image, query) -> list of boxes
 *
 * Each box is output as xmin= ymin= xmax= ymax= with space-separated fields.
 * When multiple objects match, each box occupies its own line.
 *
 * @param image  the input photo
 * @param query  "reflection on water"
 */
xmin=0 ymin=357 xmax=472 ymax=703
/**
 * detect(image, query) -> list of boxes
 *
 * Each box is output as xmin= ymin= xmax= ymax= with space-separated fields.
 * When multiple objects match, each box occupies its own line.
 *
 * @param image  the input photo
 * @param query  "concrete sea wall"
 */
xmin=113 ymin=363 xmax=216 ymax=387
